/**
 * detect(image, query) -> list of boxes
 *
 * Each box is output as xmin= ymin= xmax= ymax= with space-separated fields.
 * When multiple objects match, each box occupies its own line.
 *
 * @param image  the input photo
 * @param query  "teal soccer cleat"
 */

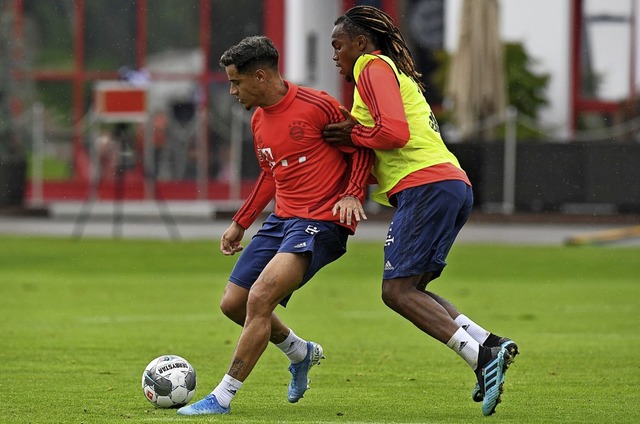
xmin=176 ymin=394 xmax=230 ymax=416
xmin=471 ymin=382 xmax=483 ymax=403
xmin=287 ymin=341 xmax=324 ymax=403
xmin=472 ymin=339 xmax=518 ymax=402
xmin=476 ymin=343 xmax=515 ymax=416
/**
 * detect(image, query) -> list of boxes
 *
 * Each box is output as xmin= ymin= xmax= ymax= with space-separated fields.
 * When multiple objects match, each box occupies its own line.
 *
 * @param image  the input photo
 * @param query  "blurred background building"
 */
xmin=1 ymin=0 xmax=639 ymax=215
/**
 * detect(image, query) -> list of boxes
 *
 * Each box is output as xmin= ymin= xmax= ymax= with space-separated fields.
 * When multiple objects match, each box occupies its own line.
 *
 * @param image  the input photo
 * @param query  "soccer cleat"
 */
xmin=176 ymin=394 xmax=230 ymax=416
xmin=471 ymin=382 xmax=483 ymax=403
xmin=472 ymin=338 xmax=519 ymax=402
xmin=475 ymin=344 xmax=515 ymax=416
xmin=287 ymin=341 xmax=324 ymax=403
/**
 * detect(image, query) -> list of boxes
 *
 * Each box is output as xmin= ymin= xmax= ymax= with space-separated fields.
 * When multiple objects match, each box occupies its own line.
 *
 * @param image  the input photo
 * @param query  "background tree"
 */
xmin=433 ymin=41 xmax=550 ymax=140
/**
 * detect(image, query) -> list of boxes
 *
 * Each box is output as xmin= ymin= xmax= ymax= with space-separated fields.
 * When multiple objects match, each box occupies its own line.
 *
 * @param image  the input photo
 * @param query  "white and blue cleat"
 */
xmin=287 ymin=341 xmax=324 ymax=403
xmin=176 ymin=394 xmax=230 ymax=416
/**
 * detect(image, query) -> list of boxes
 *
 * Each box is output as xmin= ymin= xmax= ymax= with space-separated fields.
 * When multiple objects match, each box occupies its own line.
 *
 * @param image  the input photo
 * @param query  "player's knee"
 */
xmin=219 ymin=294 xmax=245 ymax=325
xmin=381 ymin=280 xmax=403 ymax=309
xmin=381 ymin=277 xmax=420 ymax=311
xmin=246 ymin=289 xmax=275 ymax=317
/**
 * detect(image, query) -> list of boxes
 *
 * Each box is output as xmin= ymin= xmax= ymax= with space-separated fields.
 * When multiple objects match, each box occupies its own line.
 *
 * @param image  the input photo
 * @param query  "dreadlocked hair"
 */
xmin=336 ymin=5 xmax=425 ymax=92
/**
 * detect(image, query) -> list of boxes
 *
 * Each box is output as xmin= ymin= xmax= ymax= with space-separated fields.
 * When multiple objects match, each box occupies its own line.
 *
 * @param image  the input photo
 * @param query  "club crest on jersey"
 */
xmin=289 ymin=122 xmax=305 ymax=141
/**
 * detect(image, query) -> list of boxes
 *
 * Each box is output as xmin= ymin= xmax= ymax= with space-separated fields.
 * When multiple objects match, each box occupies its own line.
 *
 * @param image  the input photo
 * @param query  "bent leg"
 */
xmin=425 ymin=290 xmax=462 ymax=320
xmin=382 ymin=273 xmax=482 ymax=375
xmin=220 ymin=282 xmax=292 ymax=344
xmin=227 ymin=252 xmax=310 ymax=382
xmin=414 ymin=273 xmax=462 ymax=320
xmin=381 ymin=272 xmax=459 ymax=344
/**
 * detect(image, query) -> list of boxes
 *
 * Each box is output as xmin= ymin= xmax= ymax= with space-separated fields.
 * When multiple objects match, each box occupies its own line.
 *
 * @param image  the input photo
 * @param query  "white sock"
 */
xmin=455 ymin=314 xmax=490 ymax=345
xmin=211 ymin=374 xmax=242 ymax=408
xmin=447 ymin=327 xmax=481 ymax=370
xmin=274 ymin=329 xmax=308 ymax=363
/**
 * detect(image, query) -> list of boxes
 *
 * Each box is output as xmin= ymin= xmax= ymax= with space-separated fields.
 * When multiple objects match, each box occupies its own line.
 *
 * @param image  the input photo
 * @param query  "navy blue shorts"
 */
xmin=383 ymin=180 xmax=473 ymax=280
xmin=229 ymin=214 xmax=349 ymax=306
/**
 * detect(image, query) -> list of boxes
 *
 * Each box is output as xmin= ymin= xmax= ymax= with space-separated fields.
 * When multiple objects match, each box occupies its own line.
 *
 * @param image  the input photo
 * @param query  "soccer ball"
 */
xmin=141 ymin=355 xmax=197 ymax=408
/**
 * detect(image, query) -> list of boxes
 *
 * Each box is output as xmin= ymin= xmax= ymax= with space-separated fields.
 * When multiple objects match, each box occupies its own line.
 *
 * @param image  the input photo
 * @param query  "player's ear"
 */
xmin=355 ymin=35 xmax=367 ymax=51
xmin=255 ymin=69 xmax=267 ymax=82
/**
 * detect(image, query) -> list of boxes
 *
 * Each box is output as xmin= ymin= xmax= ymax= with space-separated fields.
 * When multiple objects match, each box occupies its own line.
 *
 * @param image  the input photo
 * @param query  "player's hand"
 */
xmin=332 ymin=195 xmax=367 ymax=225
xmin=323 ymin=106 xmax=358 ymax=147
xmin=220 ymin=221 xmax=245 ymax=256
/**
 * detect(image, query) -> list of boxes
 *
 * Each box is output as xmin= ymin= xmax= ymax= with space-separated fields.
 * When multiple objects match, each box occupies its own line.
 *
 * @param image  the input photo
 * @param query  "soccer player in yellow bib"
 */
xmin=323 ymin=5 xmax=518 ymax=416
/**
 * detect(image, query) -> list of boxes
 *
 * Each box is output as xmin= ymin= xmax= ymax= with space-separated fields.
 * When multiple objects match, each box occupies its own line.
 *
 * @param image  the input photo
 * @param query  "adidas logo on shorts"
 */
xmin=384 ymin=261 xmax=394 ymax=271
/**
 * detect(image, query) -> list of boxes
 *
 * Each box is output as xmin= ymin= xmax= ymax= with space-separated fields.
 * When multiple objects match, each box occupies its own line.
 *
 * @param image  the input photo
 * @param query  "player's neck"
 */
xmin=262 ymin=78 xmax=288 ymax=107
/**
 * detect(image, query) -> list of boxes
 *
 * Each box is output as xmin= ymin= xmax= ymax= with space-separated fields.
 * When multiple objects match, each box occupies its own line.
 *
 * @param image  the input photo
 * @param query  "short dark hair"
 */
xmin=219 ymin=36 xmax=279 ymax=74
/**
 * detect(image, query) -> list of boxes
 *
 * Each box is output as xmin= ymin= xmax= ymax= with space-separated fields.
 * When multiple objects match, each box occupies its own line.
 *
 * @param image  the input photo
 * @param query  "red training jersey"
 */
xmin=233 ymin=81 xmax=373 ymax=234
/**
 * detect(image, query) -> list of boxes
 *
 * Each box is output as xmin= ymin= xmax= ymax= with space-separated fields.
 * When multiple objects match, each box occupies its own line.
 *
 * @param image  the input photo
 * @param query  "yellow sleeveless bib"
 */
xmin=351 ymin=54 xmax=463 ymax=206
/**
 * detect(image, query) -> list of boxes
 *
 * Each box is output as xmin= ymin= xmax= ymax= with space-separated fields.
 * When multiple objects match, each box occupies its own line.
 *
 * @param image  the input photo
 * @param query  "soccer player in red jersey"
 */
xmin=178 ymin=36 xmax=373 ymax=416
xmin=323 ymin=6 xmax=518 ymax=416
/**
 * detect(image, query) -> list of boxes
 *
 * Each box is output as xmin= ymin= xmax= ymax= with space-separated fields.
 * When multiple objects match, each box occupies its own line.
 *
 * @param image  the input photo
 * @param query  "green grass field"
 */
xmin=1 ymin=236 xmax=638 ymax=423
